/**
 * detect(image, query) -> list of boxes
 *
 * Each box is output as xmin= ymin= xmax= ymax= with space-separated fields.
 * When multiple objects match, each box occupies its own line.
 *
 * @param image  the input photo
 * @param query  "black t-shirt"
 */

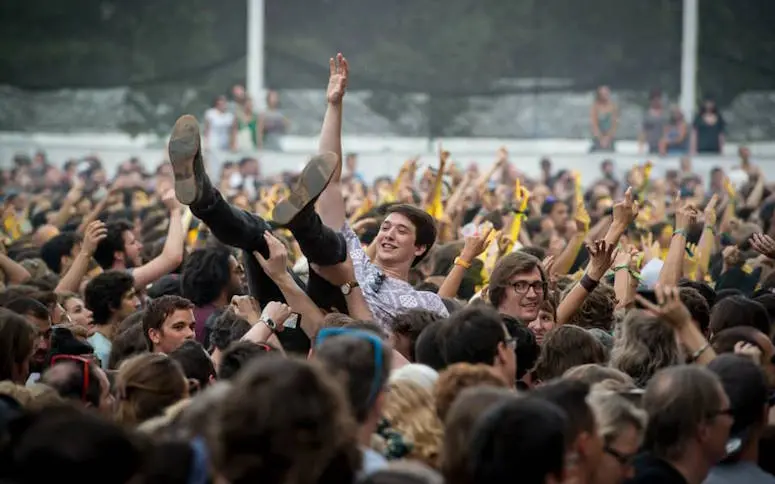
xmin=694 ymin=114 xmax=726 ymax=153
xmin=626 ymin=453 xmax=688 ymax=484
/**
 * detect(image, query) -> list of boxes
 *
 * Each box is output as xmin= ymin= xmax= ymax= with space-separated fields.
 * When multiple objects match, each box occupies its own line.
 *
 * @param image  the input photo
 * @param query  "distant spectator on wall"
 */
xmin=204 ymin=95 xmax=237 ymax=152
xmin=257 ymin=90 xmax=289 ymax=151
xmin=639 ymin=89 xmax=667 ymax=155
xmin=692 ymin=96 xmax=726 ymax=155
xmin=659 ymin=106 xmax=690 ymax=156
xmin=236 ymin=97 xmax=259 ymax=151
xmin=590 ymin=85 xmax=618 ymax=152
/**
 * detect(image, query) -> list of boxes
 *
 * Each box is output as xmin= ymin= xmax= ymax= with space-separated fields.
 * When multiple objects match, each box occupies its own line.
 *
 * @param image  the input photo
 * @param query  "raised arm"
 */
xmin=130 ymin=191 xmax=185 ymax=289
xmin=254 ymin=233 xmax=325 ymax=339
xmin=316 ymin=53 xmax=349 ymax=229
xmin=55 ymin=221 xmax=106 ymax=294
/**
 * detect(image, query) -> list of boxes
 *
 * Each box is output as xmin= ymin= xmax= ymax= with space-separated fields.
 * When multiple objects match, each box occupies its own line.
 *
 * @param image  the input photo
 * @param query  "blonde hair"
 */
xmin=382 ymin=379 xmax=444 ymax=469
xmin=587 ymin=383 xmax=647 ymax=446
xmin=0 ymin=381 xmax=63 ymax=411
xmin=433 ymin=363 xmax=508 ymax=423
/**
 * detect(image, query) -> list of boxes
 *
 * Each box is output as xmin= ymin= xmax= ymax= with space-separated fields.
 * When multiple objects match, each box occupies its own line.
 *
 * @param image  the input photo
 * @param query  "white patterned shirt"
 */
xmin=341 ymin=224 xmax=449 ymax=328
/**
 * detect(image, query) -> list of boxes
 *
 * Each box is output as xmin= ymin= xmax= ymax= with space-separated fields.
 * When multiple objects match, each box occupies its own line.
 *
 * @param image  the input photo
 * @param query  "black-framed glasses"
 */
xmin=316 ymin=328 xmax=385 ymax=405
xmin=604 ymin=445 xmax=636 ymax=467
xmin=511 ymin=280 xmax=547 ymax=295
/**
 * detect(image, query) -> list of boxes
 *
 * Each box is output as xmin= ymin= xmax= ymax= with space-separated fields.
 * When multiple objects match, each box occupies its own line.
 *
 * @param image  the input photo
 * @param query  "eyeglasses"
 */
xmin=604 ymin=445 xmax=636 ymax=467
xmin=50 ymin=354 xmax=91 ymax=402
xmin=510 ymin=280 xmax=547 ymax=295
xmin=316 ymin=328 xmax=385 ymax=405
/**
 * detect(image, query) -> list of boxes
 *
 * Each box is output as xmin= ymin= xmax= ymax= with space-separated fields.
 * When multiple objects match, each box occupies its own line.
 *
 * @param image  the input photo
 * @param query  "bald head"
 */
xmin=33 ymin=224 xmax=60 ymax=247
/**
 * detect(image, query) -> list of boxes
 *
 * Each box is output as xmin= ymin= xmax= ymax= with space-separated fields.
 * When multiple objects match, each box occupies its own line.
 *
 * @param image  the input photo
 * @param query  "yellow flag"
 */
xmin=3 ymin=214 xmax=21 ymax=240
xmin=723 ymin=177 xmax=736 ymax=197
xmin=425 ymin=159 xmax=446 ymax=220
xmin=349 ymin=197 xmax=374 ymax=224
xmin=475 ymin=224 xmax=499 ymax=284
xmin=506 ymin=184 xmax=530 ymax=253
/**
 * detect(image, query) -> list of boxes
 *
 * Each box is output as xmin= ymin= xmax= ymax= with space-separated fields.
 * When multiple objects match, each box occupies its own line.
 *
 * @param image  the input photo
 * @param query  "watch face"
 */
xmin=340 ymin=283 xmax=350 ymax=295
xmin=264 ymin=318 xmax=276 ymax=330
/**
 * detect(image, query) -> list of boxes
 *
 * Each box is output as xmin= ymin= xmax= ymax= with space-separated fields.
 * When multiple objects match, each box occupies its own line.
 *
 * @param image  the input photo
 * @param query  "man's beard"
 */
xmin=29 ymin=353 xmax=47 ymax=374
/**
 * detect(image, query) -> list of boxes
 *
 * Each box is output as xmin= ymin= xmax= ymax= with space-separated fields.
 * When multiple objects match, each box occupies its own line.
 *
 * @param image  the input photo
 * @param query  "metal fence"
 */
xmin=2 ymin=0 xmax=775 ymax=139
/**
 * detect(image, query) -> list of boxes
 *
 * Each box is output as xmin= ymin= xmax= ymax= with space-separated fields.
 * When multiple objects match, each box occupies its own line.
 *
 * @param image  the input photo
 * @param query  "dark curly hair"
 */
xmin=93 ymin=220 xmax=134 ymax=269
xmin=84 ymin=271 xmax=134 ymax=325
xmin=562 ymin=283 xmax=617 ymax=332
xmin=181 ymin=247 xmax=232 ymax=306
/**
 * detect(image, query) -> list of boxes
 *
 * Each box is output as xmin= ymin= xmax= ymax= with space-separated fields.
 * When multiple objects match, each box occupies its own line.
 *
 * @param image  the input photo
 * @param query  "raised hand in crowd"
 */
xmin=585 ymin=240 xmax=618 ymax=281
xmin=254 ymin=232 xmax=290 ymax=280
xmin=636 ymin=284 xmax=692 ymax=329
xmin=751 ymin=233 xmax=775 ymax=260
xmin=80 ymin=221 xmax=108 ymax=256
xmin=460 ymin=225 xmax=494 ymax=264
xmin=326 ymin=53 xmax=349 ymax=105
xmin=674 ymin=198 xmax=699 ymax=232
xmin=259 ymin=301 xmax=292 ymax=332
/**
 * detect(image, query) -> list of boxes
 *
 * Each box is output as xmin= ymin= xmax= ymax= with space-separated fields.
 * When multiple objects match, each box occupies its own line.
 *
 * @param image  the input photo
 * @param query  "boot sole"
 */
xmin=272 ymin=152 xmax=340 ymax=226
xmin=168 ymin=115 xmax=201 ymax=205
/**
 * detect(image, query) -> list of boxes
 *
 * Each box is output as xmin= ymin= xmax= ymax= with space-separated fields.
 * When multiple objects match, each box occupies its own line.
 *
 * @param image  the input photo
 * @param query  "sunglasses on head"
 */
xmin=315 ymin=328 xmax=385 ymax=405
xmin=50 ymin=354 xmax=92 ymax=402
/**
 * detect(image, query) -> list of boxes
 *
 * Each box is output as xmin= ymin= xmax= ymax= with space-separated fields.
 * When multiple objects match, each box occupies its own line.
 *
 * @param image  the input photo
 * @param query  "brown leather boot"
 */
xmin=168 ymin=114 xmax=210 ymax=206
xmin=272 ymin=152 xmax=340 ymax=226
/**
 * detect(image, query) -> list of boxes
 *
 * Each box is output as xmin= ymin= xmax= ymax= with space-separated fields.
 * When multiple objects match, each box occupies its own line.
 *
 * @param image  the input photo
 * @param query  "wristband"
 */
xmin=580 ymin=274 xmax=599 ymax=292
xmin=454 ymin=257 xmax=472 ymax=269
xmin=705 ymin=225 xmax=716 ymax=235
xmin=673 ymin=229 xmax=687 ymax=238
xmin=689 ymin=342 xmax=710 ymax=363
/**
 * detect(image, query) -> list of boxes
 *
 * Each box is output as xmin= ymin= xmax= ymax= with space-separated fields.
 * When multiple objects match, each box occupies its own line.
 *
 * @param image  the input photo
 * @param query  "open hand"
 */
xmin=254 ymin=232 xmax=289 ymax=280
xmin=635 ymin=284 xmax=692 ymax=330
xmin=81 ymin=221 xmax=108 ymax=256
xmin=751 ymin=233 xmax=775 ymax=259
xmin=586 ymin=240 xmax=618 ymax=281
xmin=326 ymin=53 xmax=349 ymax=105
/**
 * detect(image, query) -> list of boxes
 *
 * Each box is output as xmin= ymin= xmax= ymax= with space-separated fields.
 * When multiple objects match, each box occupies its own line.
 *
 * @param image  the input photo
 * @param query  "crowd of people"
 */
xmin=1 ymin=53 xmax=775 ymax=484
xmin=590 ymin=86 xmax=727 ymax=156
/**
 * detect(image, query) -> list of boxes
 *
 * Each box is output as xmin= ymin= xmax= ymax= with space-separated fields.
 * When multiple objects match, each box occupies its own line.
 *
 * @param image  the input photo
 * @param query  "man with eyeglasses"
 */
xmin=705 ymin=355 xmax=775 ymax=484
xmin=627 ymin=365 xmax=733 ymax=484
xmin=489 ymin=251 xmax=548 ymax=324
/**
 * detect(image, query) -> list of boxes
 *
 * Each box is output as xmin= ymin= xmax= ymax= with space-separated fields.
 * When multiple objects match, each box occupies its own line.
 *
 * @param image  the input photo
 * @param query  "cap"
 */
xmin=707 ymin=354 xmax=769 ymax=458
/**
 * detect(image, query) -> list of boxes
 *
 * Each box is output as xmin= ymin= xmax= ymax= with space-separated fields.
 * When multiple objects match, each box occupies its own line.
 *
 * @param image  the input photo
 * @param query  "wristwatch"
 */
xmin=340 ymin=280 xmax=360 ymax=296
xmin=259 ymin=316 xmax=277 ymax=332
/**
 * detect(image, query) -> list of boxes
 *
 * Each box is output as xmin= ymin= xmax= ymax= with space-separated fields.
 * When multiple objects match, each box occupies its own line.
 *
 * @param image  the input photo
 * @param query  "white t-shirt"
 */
xmin=205 ymin=108 xmax=235 ymax=151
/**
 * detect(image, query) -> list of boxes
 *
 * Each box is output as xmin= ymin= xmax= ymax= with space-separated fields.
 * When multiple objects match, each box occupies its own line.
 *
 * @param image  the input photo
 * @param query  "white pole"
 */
xmin=680 ymin=0 xmax=699 ymax=120
xmin=247 ymin=0 xmax=265 ymax=109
